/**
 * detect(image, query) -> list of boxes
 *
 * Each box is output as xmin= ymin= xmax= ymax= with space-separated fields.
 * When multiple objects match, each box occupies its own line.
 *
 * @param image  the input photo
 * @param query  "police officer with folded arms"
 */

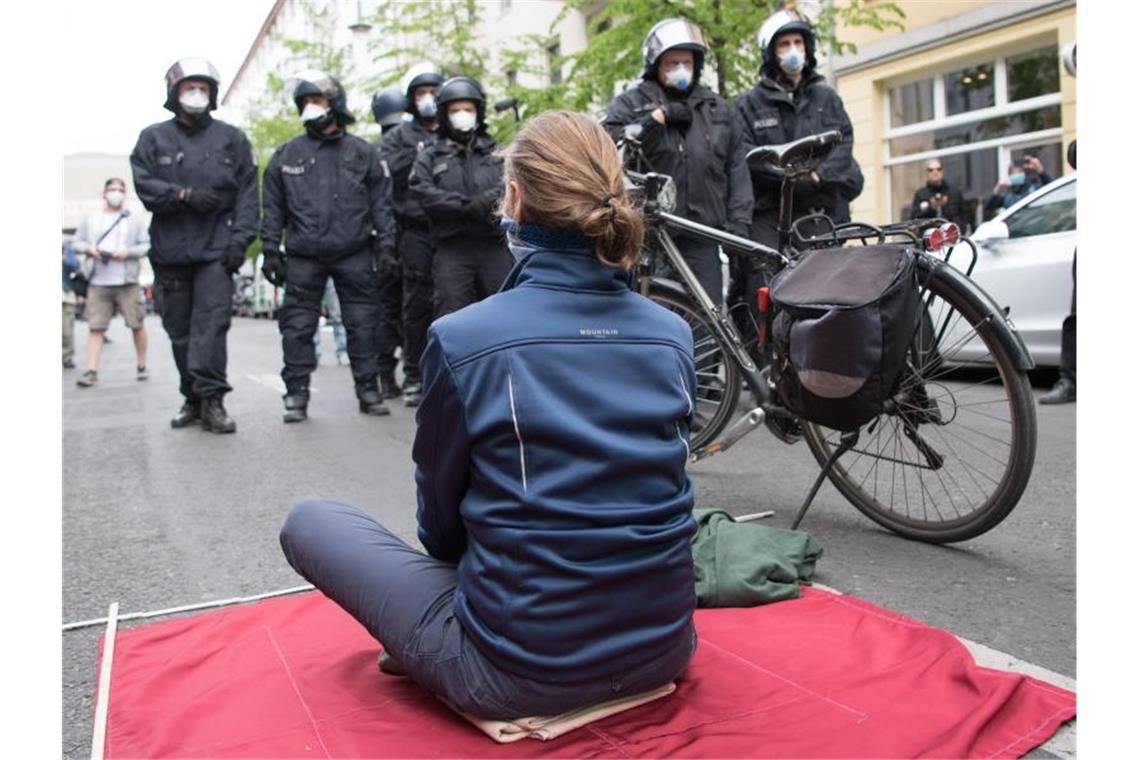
xmin=130 ymin=57 xmax=259 ymax=434
xmin=733 ymin=8 xmax=863 ymax=325
xmin=602 ymin=18 xmax=753 ymax=307
xmin=260 ymin=70 xmax=398 ymax=423
xmin=377 ymin=65 xmax=442 ymax=407
xmin=409 ymin=75 xmax=509 ymax=318
xmin=370 ymin=83 xmax=409 ymax=400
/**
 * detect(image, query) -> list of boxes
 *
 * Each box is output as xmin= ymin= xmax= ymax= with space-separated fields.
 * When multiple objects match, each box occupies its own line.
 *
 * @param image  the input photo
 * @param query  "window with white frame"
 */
xmin=885 ymin=42 xmax=1063 ymax=230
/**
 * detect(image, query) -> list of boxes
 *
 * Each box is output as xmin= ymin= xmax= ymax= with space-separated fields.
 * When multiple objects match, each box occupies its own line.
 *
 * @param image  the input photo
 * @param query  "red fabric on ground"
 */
xmin=99 ymin=587 xmax=1074 ymax=758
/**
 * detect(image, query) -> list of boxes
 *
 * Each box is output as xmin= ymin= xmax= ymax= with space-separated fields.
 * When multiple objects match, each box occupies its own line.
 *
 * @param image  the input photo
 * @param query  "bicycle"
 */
xmin=619 ymin=128 xmax=1037 ymax=543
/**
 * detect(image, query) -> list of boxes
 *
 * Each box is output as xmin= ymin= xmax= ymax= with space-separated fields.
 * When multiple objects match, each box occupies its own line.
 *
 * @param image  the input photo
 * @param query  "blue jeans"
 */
xmin=279 ymin=499 xmax=696 ymax=719
xmin=312 ymin=277 xmax=347 ymax=358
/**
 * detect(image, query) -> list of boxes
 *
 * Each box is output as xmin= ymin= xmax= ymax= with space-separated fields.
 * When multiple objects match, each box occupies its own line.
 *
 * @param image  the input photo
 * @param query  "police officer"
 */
xmin=734 ymin=8 xmax=863 ymax=248
xmin=130 ymin=58 xmax=259 ymax=434
xmin=377 ymin=65 xmax=442 ymax=407
xmin=408 ymin=75 xmax=509 ymax=318
xmin=602 ymin=18 xmax=753 ymax=306
xmin=260 ymin=70 xmax=398 ymax=423
xmin=732 ymin=8 xmax=864 ymax=331
xmin=370 ymin=84 xmax=409 ymax=400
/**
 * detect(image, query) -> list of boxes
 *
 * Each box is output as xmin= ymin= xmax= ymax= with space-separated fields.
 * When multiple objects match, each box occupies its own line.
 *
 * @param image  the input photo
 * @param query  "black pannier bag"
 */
xmin=769 ymin=244 xmax=920 ymax=431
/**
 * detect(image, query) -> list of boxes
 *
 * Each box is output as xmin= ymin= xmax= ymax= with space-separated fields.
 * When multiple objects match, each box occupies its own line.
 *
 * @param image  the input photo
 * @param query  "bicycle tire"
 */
xmin=802 ymin=255 xmax=1037 ymax=543
xmin=647 ymin=287 xmax=742 ymax=450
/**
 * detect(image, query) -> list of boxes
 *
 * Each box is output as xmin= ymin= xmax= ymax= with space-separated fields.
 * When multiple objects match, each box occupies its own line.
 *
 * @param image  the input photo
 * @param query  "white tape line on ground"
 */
xmin=89 ymin=602 xmax=118 ymax=760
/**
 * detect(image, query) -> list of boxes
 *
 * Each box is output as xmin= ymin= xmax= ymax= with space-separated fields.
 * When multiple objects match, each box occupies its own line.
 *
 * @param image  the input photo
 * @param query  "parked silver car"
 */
xmin=948 ymin=174 xmax=1076 ymax=367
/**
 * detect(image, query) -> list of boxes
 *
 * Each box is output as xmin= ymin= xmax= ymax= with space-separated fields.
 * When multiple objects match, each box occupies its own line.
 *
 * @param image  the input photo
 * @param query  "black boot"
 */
xmin=380 ymin=371 xmax=401 ymax=400
xmin=200 ymin=396 xmax=237 ymax=433
xmin=358 ymin=388 xmax=391 ymax=416
xmin=283 ymin=390 xmax=309 ymax=423
xmin=402 ymin=382 xmax=423 ymax=408
xmin=170 ymin=399 xmax=201 ymax=429
xmin=1040 ymin=376 xmax=1076 ymax=405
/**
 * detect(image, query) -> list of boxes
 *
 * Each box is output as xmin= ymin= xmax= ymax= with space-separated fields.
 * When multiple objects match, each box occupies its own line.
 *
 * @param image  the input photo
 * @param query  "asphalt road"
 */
xmin=61 ymin=314 xmax=1075 ymax=758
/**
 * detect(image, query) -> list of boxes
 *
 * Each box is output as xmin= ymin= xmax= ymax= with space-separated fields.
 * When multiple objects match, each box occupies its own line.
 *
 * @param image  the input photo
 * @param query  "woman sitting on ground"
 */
xmin=280 ymin=110 xmax=698 ymax=719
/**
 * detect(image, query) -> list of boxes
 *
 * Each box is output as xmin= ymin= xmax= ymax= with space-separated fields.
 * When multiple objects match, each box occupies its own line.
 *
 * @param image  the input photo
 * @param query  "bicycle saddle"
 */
xmin=746 ymin=130 xmax=843 ymax=170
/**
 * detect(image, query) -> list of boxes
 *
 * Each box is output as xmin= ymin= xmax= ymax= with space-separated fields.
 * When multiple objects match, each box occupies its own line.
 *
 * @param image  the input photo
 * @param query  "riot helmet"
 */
xmin=402 ymin=62 xmax=445 ymax=115
xmin=435 ymin=76 xmax=486 ymax=139
xmin=284 ymin=70 xmax=356 ymax=127
xmin=163 ymin=57 xmax=221 ymax=114
xmin=756 ymin=8 xmax=818 ymax=79
xmin=641 ymin=18 xmax=708 ymax=86
xmin=371 ymin=86 xmax=406 ymax=128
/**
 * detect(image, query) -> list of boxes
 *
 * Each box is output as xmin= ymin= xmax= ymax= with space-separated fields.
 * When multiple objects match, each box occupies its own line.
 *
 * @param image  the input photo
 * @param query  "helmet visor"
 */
xmin=757 ymin=9 xmax=812 ymax=53
xmin=644 ymin=19 xmax=708 ymax=65
xmin=284 ymin=69 xmax=337 ymax=106
xmin=166 ymin=57 xmax=220 ymax=89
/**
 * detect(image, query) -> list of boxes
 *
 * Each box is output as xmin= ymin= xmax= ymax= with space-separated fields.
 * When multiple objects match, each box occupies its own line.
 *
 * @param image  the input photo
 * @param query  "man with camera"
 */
xmin=985 ymin=155 xmax=1053 ymax=215
xmin=910 ymin=160 xmax=966 ymax=230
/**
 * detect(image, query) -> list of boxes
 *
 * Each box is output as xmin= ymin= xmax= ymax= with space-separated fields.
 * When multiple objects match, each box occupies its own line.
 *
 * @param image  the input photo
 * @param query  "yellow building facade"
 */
xmin=833 ymin=0 xmax=1076 ymax=228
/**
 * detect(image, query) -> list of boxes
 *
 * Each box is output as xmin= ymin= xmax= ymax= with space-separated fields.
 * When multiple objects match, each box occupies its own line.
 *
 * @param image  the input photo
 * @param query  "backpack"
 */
xmin=768 ymin=244 xmax=919 ymax=431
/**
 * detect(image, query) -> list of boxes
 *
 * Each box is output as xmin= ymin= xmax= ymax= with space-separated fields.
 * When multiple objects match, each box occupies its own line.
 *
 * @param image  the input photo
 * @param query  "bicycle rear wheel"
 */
xmin=802 ymin=255 xmax=1037 ymax=543
xmin=648 ymin=288 xmax=741 ymax=450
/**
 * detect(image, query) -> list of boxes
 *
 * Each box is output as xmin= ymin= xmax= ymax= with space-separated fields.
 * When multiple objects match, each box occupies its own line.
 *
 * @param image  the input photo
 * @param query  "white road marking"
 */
xmin=244 ymin=373 xmax=319 ymax=395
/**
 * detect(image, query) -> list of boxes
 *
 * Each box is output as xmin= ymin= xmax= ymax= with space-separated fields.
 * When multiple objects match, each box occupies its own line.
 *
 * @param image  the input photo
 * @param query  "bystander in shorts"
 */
xmin=86 ymin=284 xmax=144 ymax=331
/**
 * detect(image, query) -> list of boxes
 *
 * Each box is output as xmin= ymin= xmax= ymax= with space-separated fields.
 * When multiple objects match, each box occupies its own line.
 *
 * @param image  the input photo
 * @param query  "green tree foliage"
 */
xmin=363 ymin=0 xmax=489 ymax=90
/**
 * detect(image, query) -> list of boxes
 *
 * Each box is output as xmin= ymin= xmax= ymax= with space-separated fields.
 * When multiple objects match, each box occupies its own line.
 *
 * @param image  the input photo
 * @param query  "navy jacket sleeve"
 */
xmin=130 ymin=128 xmax=184 ymax=216
xmin=369 ymin=148 xmax=397 ymax=252
xmin=413 ymin=328 xmax=470 ymax=563
xmin=733 ymin=99 xmax=784 ymax=197
xmin=229 ymin=129 xmax=260 ymax=252
xmin=260 ymin=147 xmax=286 ymax=254
xmin=409 ymin=148 xmax=467 ymax=219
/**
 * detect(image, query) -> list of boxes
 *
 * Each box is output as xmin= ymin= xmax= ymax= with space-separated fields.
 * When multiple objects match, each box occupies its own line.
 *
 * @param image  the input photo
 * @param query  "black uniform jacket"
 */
xmin=261 ymin=129 xmax=396 ymax=259
xmin=602 ymin=79 xmax=753 ymax=232
xmin=409 ymin=132 xmax=503 ymax=242
xmin=377 ymin=119 xmax=438 ymax=228
xmin=734 ymin=73 xmax=864 ymax=221
xmin=130 ymin=115 xmax=259 ymax=265
xmin=911 ymin=183 xmax=966 ymax=229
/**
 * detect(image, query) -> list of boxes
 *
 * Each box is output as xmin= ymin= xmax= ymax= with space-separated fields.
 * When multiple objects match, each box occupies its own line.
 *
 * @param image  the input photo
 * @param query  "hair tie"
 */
xmin=599 ymin=192 xmax=616 ymax=222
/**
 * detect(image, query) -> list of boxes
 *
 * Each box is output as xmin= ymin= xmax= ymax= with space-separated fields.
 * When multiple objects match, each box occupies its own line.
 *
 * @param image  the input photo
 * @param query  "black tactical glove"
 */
xmin=465 ymin=188 xmax=500 ymax=221
xmin=223 ymin=245 xmax=246 ymax=275
xmin=792 ymin=171 xmax=823 ymax=209
xmin=727 ymin=222 xmax=751 ymax=240
xmin=662 ymin=101 xmax=692 ymax=130
xmin=371 ymin=244 xmax=400 ymax=284
xmin=183 ymin=187 xmax=224 ymax=213
xmin=261 ymin=252 xmax=287 ymax=287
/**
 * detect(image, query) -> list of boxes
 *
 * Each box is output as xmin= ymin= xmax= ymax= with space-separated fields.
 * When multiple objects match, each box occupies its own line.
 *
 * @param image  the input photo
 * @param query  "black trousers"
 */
xmin=400 ymin=226 xmax=435 ymax=386
xmin=375 ymin=266 xmax=403 ymax=376
xmin=278 ymin=251 xmax=380 ymax=397
xmin=1060 ymin=252 xmax=1076 ymax=383
xmin=154 ymin=259 xmax=232 ymax=400
xmin=671 ymin=233 xmax=724 ymax=307
xmin=433 ymin=236 xmax=512 ymax=318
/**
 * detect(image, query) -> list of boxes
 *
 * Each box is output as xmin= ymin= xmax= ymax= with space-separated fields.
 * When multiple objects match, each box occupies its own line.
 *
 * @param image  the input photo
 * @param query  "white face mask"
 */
xmin=778 ymin=47 xmax=805 ymax=75
xmin=179 ymin=89 xmax=210 ymax=114
xmin=416 ymin=94 xmax=437 ymax=118
xmin=300 ymin=102 xmax=330 ymax=124
xmin=663 ymin=64 xmax=693 ymax=91
xmin=105 ymin=190 xmax=125 ymax=208
xmin=449 ymin=109 xmax=477 ymax=133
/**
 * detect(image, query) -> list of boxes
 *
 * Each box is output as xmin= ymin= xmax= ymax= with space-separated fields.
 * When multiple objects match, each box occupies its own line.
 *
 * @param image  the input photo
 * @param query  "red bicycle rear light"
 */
xmin=923 ymin=227 xmax=945 ymax=251
xmin=756 ymin=287 xmax=771 ymax=347
xmin=940 ymin=222 xmax=960 ymax=246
